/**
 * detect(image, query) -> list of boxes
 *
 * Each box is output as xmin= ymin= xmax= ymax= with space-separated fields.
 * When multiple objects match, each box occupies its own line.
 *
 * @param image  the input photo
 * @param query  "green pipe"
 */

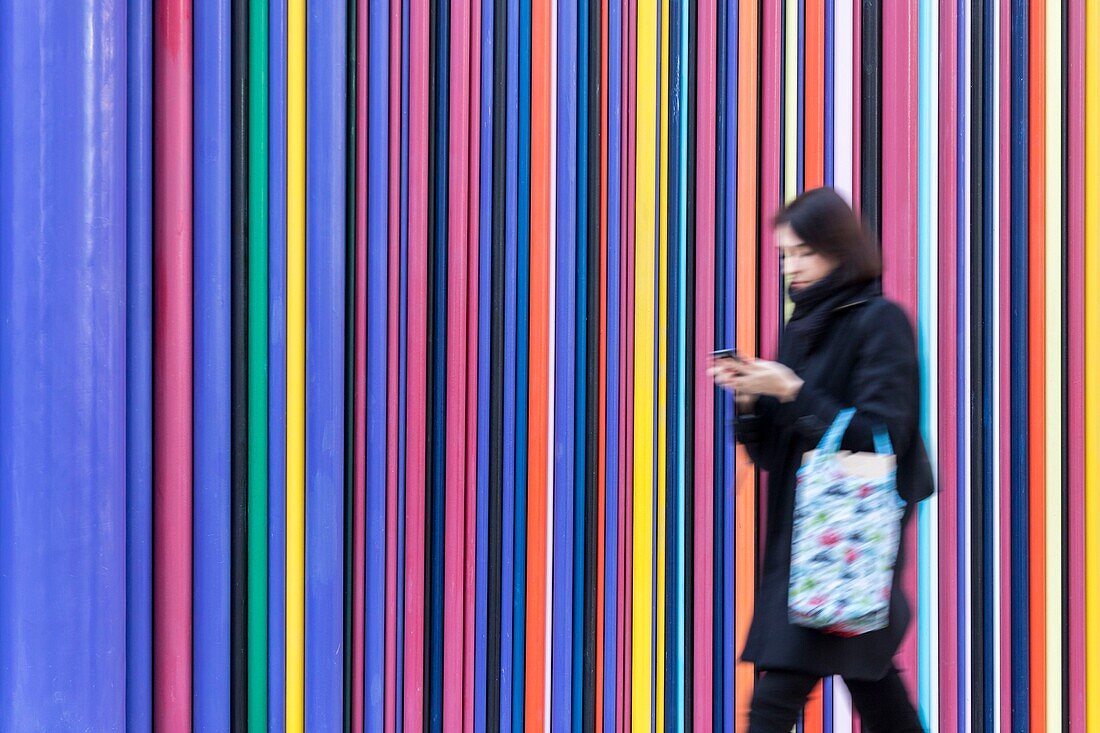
xmin=247 ymin=0 xmax=269 ymax=727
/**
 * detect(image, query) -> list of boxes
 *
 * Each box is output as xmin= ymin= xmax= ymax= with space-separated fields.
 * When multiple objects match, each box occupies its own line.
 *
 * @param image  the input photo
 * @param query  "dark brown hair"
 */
xmin=772 ymin=186 xmax=881 ymax=285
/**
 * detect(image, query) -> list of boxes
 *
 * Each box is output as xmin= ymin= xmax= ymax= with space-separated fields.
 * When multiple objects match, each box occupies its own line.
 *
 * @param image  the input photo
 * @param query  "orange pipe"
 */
xmin=524 ymin=0 xmax=552 ymax=727
xmin=801 ymin=7 xmax=825 ymax=726
xmin=804 ymin=0 xmax=825 ymax=189
xmin=804 ymin=686 xmax=823 ymax=733
xmin=1028 ymin=0 xmax=1047 ymax=727
xmin=735 ymin=1 xmax=760 ymax=729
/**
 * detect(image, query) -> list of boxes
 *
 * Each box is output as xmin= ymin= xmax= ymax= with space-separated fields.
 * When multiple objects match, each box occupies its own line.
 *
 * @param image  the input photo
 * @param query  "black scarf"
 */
xmin=780 ymin=272 xmax=879 ymax=366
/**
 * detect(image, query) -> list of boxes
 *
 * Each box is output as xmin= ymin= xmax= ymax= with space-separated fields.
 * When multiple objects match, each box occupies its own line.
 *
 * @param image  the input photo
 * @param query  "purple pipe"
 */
xmin=0 ymin=1 xmax=128 ymax=728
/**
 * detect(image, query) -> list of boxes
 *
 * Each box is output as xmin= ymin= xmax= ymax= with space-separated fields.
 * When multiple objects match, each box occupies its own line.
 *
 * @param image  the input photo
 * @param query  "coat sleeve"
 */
xmin=772 ymin=302 xmax=921 ymax=457
xmin=732 ymin=396 xmax=785 ymax=473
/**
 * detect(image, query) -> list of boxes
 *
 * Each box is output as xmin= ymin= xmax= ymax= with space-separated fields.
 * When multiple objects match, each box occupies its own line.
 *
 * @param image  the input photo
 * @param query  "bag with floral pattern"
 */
xmin=788 ymin=407 xmax=906 ymax=636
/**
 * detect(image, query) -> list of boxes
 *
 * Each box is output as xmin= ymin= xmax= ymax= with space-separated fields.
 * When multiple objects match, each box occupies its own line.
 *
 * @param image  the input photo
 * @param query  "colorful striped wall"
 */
xmin=1 ymin=0 xmax=1099 ymax=732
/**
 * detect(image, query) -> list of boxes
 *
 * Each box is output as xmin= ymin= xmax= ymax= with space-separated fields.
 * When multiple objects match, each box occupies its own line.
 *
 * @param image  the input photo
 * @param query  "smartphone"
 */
xmin=709 ymin=347 xmax=744 ymax=363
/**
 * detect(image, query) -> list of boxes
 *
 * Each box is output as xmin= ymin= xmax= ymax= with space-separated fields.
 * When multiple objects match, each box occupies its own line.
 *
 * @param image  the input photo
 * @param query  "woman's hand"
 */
xmin=706 ymin=357 xmax=759 ymax=411
xmin=707 ymin=356 xmax=804 ymax=403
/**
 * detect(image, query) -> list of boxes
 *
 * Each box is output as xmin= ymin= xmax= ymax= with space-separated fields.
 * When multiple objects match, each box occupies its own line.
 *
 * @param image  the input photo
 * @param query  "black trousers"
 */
xmin=747 ymin=666 xmax=925 ymax=733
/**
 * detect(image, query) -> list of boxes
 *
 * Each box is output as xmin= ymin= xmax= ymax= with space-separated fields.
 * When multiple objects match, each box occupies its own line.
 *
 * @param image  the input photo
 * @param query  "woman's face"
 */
xmin=776 ymin=223 xmax=836 ymax=292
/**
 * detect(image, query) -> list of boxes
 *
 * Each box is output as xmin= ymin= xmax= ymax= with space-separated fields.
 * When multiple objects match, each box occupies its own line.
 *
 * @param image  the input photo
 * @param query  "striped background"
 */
xmin=1 ymin=0 xmax=1099 ymax=732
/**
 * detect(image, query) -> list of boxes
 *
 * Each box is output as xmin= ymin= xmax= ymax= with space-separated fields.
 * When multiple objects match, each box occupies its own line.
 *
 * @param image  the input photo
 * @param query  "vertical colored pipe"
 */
xmin=822 ymin=3 xmax=836 ymax=730
xmin=154 ymin=0 xmax=195 ymax=728
xmin=1042 ymin=1 xmax=1060 ymax=726
xmin=630 ymin=0 xmax=640 ymax=714
xmin=1027 ymin=2 xmax=1048 ymax=726
xmin=1067 ymin=1 xmax=1086 ymax=730
xmin=916 ymin=0 xmax=939 ymax=726
xmin=880 ymin=0 xmax=919 ymax=699
xmin=693 ymin=0 xmax=716 ymax=727
xmin=1010 ymin=0 xmax=1032 ymax=729
xmin=488 ymin=0 xmax=510 ymax=725
xmin=673 ymin=0 xmax=690 ymax=717
xmin=477 ymin=0 xmax=496 ymax=724
xmin=849 ymin=0 xmax=858 ymax=212
xmin=937 ymin=0 xmax=960 ymax=728
xmin=513 ymin=0 xmax=533 ymax=725
xmin=404 ymin=0 xmax=430 ymax=727
xmin=1042 ymin=1 xmax=1063 ymax=728
xmin=444 ymin=0 xmax=472 ymax=726
xmin=285 ymin=0 xmax=307 ymax=727
xmin=1085 ymin=0 xmax=1100 ymax=727
xmin=230 ymin=0 xmax=250 ymax=721
xmin=127 ymin=0 xmax=155 ymax=726
xmin=549 ymin=0 xmax=559 ymax=720
xmin=833 ymin=0 xmax=853 ymax=203
xmin=573 ymin=0 xmax=589 ymax=720
xmin=268 ymin=0 xmax=289 ymax=725
xmin=738 ymin=2 xmax=763 ymax=730
xmin=354 ymin=0 xmax=370 ymax=727
xmin=429 ymin=0 xmax=450 ymax=719
xmin=858 ymin=0 xmax=880 ymax=232
xmin=721 ymin=1 xmax=738 ymax=729
xmin=395 ymin=0 xmax=410 ymax=720
xmin=823 ymin=0 xmax=834 ymax=190
xmin=632 ymin=0 xmax=657 ymax=727
xmin=804 ymin=0 xmax=824 ymax=188
xmin=552 ymin=0 xmax=578 ymax=721
xmin=831 ymin=12 xmax=854 ymax=733
xmin=502 ymin=0 xmax=521 ymax=725
xmin=596 ymin=2 xmax=610 ymax=727
xmin=248 ymin=0 xmax=271 ymax=727
xmin=583 ymin=0 xmax=603 ymax=722
xmin=0 ymin=0 xmax=127 ymax=728
xmin=195 ymin=0 xmax=233 ymax=725
xmin=605 ymin=0 xmax=623 ymax=727
xmin=959 ymin=0 xmax=975 ymax=724
xmin=476 ymin=0 xmax=494 ymax=723
xmin=305 ymin=0 xmax=347 ymax=724
xmin=994 ymin=0 xmax=1007 ymax=721
xmin=617 ymin=0 xmax=633 ymax=719
xmin=344 ymin=5 xmax=359 ymax=725
xmin=366 ymin=0 xmax=391 ymax=728
xmin=526 ymin=0 xmax=552 ymax=725
xmin=784 ymin=0 xmax=798 ymax=205
xmin=386 ymin=0 xmax=405 ymax=726
xmin=796 ymin=0 xmax=805 ymax=197
xmin=655 ymin=0 xmax=670 ymax=724
xmin=976 ymin=2 xmax=995 ymax=725
xmin=466 ymin=0 xmax=484 ymax=722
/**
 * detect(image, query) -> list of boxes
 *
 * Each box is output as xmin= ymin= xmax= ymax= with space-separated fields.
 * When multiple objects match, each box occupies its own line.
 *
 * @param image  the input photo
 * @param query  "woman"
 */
xmin=708 ymin=187 xmax=933 ymax=732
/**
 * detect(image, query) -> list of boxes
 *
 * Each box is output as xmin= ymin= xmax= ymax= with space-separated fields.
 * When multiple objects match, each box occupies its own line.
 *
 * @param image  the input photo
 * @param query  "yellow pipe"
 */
xmin=654 ymin=0 xmax=670 ymax=726
xmin=633 ymin=0 xmax=658 ymax=727
xmin=285 ymin=0 xmax=305 ymax=728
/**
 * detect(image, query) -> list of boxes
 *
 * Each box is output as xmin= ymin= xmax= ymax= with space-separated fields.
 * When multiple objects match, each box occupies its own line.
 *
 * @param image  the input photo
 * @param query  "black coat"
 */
xmin=735 ymin=287 xmax=934 ymax=681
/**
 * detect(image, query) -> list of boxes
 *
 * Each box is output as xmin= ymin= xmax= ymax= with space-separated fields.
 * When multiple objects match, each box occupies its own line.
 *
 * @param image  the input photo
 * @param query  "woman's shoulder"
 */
xmin=846 ymin=296 xmax=917 ymax=357
xmin=853 ymin=296 xmax=915 ymax=334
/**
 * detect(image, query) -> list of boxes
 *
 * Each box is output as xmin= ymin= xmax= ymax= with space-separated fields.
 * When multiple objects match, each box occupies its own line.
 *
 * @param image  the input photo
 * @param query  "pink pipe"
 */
xmin=384 ymin=0 xmax=404 ymax=727
xmin=153 ymin=1 xmax=194 ymax=730
xmin=403 ymin=1 xmax=430 ymax=728
xmin=692 ymin=0 xmax=718 ymax=726
xmin=879 ymin=0 xmax=920 ymax=697
xmin=444 ymin=0 xmax=473 ymax=726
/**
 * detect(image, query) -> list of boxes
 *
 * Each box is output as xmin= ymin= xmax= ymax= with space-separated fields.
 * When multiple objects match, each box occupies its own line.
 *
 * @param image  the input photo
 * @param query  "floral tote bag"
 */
xmin=788 ymin=408 xmax=906 ymax=636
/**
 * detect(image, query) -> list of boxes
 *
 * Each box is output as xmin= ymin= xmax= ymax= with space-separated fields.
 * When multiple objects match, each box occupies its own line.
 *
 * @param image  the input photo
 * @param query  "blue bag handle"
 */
xmin=806 ymin=408 xmax=856 ymax=472
xmin=873 ymin=426 xmax=894 ymax=456
xmin=809 ymin=408 xmax=894 ymax=469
